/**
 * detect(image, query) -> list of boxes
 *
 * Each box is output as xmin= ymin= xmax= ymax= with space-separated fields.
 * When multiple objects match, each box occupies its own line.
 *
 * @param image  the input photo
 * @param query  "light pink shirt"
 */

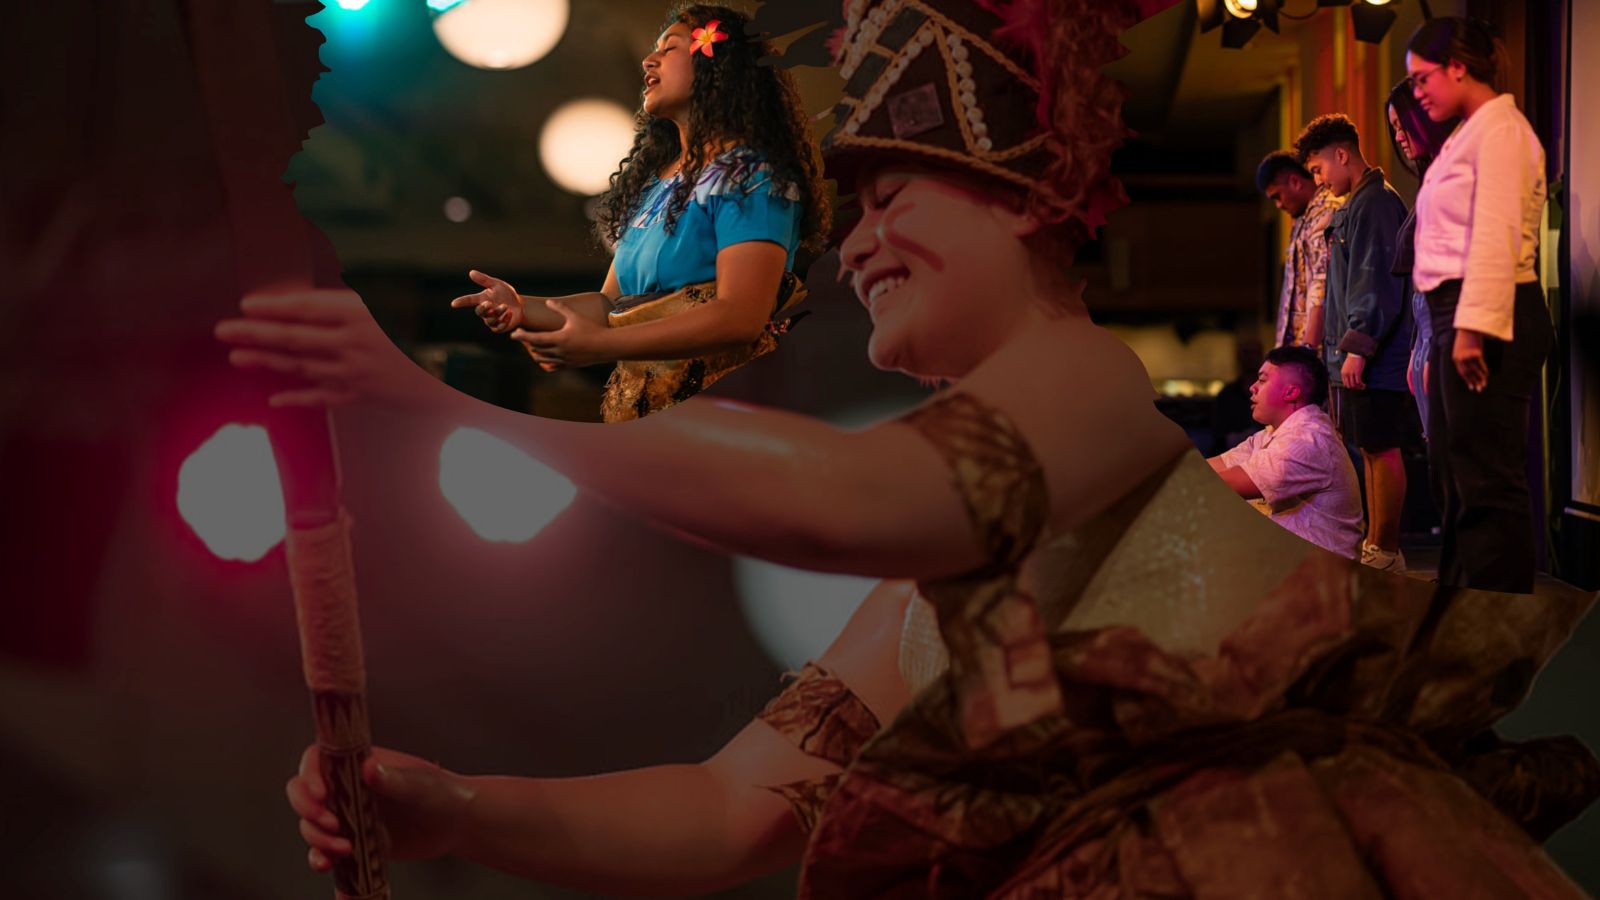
xmin=1412 ymin=93 xmax=1546 ymax=341
xmin=1216 ymin=405 xmax=1364 ymax=559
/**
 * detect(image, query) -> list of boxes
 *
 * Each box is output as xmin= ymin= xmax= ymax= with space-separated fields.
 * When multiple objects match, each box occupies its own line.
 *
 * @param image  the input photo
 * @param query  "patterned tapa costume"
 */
xmin=598 ymin=273 xmax=807 ymax=423
xmin=752 ymin=1 xmax=1600 ymax=896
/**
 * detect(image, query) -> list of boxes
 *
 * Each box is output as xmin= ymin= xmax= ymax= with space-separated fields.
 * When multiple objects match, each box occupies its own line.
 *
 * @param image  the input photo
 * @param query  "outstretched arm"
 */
xmin=218 ymin=290 xmax=979 ymax=579
xmin=516 ymin=242 xmax=786 ymax=368
xmin=461 ymin=579 xmax=913 ymax=894
xmin=218 ymin=293 xmax=1187 ymax=579
xmin=290 ymin=580 xmax=915 ymax=896
xmin=451 ymin=265 xmax=621 ymax=335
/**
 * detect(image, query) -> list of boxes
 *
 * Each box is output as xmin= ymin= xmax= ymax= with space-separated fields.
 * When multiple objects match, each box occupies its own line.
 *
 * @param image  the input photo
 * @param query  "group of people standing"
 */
xmin=1236 ymin=16 xmax=1550 ymax=595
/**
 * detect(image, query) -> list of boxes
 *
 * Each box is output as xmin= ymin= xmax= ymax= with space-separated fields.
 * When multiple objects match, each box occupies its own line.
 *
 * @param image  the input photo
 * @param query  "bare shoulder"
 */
xmin=955 ymin=317 xmax=1191 ymax=532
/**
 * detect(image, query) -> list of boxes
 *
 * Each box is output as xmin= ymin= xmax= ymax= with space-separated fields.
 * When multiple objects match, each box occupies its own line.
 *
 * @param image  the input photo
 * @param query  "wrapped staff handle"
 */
xmin=273 ymin=408 xmax=390 ymax=900
xmin=181 ymin=0 xmax=390 ymax=891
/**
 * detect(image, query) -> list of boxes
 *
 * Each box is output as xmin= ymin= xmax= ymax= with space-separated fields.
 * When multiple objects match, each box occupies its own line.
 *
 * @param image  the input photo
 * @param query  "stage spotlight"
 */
xmin=1222 ymin=15 xmax=1261 ymax=47
xmin=539 ymin=99 xmax=639 ymax=195
xmin=431 ymin=0 xmax=569 ymax=71
xmin=438 ymin=427 xmax=575 ymax=542
xmin=1198 ymin=0 xmax=1280 ymax=48
xmin=1351 ymin=2 xmax=1398 ymax=43
xmin=177 ymin=424 xmax=286 ymax=562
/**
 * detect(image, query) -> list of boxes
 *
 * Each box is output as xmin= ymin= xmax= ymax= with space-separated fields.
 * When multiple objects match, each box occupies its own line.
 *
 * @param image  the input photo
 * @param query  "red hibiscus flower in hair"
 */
xmin=691 ymin=19 xmax=729 ymax=57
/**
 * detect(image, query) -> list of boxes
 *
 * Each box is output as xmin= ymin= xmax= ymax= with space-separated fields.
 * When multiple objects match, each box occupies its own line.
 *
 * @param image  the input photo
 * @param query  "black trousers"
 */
xmin=1426 ymin=280 xmax=1552 ymax=593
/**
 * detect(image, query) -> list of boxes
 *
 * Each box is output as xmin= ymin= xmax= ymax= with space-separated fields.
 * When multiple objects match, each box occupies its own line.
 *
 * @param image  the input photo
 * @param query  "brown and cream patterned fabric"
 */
xmin=820 ymin=0 xmax=1173 ymax=238
xmin=757 ymin=662 xmax=882 ymax=768
xmin=746 ymin=390 xmax=1597 ymax=898
xmin=756 ymin=662 xmax=883 ymax=834
xmin=587 ymin=271 xmax=806 ymax=423
xmin=825 ymin=1 xmax=1059 ymax=200
xmin=899 ymin=392 xmax=1056 ymax=749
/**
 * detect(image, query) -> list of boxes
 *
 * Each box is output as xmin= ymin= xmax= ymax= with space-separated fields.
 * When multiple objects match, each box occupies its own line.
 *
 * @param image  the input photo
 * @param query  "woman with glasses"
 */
xmin=1384 ymin=78 xmax=1459 ymax=443
xmin=1405 ymin=17 xmax=1552 ymax=593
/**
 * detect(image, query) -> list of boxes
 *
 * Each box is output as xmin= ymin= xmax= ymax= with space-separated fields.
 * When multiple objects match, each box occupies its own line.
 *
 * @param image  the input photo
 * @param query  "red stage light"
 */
xmin=176 ymin=424 xmax=286 ymax=562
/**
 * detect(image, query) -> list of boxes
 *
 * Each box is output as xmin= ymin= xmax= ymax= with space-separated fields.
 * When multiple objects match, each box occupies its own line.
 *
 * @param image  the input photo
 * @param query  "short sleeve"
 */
xmin=1236 ymin=431 xmax=1333 ymax=506
xmin=1216 ymin=432 xmax=1259 ymax=471
xmin=709 ymin=164 xmax=801 ymax=254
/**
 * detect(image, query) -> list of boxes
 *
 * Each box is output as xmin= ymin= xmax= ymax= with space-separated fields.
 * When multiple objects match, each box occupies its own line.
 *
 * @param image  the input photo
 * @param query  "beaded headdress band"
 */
xmin=821 ymin=0 xmax=1178 ymax=238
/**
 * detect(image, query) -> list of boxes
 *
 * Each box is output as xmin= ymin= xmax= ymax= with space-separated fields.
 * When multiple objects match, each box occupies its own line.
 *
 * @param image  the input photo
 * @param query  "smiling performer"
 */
xmin=451 ymin=3 xmax=829 ymax=422
xmin=224 ymin=0 xmax=1600 ymax=895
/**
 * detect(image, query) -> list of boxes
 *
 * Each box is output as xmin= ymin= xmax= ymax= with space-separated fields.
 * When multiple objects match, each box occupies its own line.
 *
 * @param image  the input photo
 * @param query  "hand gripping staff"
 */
xmin=184 ymin=2 xmax=389 ymax=896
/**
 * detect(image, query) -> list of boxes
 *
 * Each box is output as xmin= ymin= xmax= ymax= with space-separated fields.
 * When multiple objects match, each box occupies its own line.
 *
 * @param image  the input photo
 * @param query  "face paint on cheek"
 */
xmin=881 ymin=203 xmax=946 ymax=273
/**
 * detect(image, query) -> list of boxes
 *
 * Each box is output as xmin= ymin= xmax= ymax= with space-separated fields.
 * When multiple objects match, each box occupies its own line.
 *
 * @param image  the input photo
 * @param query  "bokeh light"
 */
xmin=439 ymin=427 xmax=576 ymax=542
xmin=443 ymin=196 xmax=473 ymax=222
xmin=539 ymin=99 xmax=639 ymax=195
xmin=732 ymin=560 xmax=879 ymax=671
xmin=431 ymin=0 xmax=570 ymax=71
xmin=176 ymin=424 xmax=286 ymax=562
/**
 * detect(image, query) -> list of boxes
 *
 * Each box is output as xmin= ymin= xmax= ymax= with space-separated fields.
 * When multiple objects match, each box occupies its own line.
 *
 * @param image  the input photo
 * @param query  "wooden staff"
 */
xmin=182 ymin=1 xmax=389 ymax=896
xmin=277 ymin=413 xmax=391 ymax=900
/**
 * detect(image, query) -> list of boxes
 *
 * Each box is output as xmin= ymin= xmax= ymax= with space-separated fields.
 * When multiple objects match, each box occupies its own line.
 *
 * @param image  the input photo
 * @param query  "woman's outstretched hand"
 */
xmin=215 ymin=289 xmax=436 ymax=409
xmin=287 ymin=744 xmax=473 ymax=873
xmin=451 ymin=270 xmax=527 ymax=334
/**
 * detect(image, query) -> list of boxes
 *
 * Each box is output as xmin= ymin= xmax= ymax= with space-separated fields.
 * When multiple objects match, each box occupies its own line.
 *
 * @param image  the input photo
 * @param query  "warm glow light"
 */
xmin=439 ymin=427 xmax=576 ymax=542
xmin=431 ymin=0 xmax=569 ymax=71
xmin=732 ymin=559 xmax=879 ymax=670
xmin=1223 ymin=0 xmax=1258 ymax=16
xmin=177 ymin=425 xmax=286 ymax=562
xmin=1365 ymin=0 xmax=1393 ymax=5
xmin=539 ymin=99 xmax=639 ymax=195
xmin=444 ymin=196 xmax=473 ymax=222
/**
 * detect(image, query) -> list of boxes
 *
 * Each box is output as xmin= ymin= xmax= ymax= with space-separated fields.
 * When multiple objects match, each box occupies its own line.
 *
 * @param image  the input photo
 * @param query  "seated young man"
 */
xmin=1209 ymin=345 xmax=1365 ymax=559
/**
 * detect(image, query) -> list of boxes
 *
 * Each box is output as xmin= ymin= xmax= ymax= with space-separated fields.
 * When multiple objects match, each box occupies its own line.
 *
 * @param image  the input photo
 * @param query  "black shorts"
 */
xmin=1329 ymin=386 xmax=1421 ymax=452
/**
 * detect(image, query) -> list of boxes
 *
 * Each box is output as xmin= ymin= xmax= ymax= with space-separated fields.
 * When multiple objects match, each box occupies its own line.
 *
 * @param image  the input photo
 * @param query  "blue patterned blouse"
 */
xmin=612 ymin=147 xmax=802 ymax=299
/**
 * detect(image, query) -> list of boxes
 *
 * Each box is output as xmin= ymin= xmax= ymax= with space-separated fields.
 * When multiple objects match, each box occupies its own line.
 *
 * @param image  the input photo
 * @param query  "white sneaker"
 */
xmin=1362 ymin=546 xmax=1406 ymax=573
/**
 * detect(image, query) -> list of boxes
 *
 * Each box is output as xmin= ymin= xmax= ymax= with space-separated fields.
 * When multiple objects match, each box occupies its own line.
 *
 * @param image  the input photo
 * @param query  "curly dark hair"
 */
xmin=1293 ymin=113 xmax=1362 ymax=163
xmin=593 ymin=4 xmax=829 ymax=254
xmin=1255 ymin=150 xmax=1311 ymax=193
